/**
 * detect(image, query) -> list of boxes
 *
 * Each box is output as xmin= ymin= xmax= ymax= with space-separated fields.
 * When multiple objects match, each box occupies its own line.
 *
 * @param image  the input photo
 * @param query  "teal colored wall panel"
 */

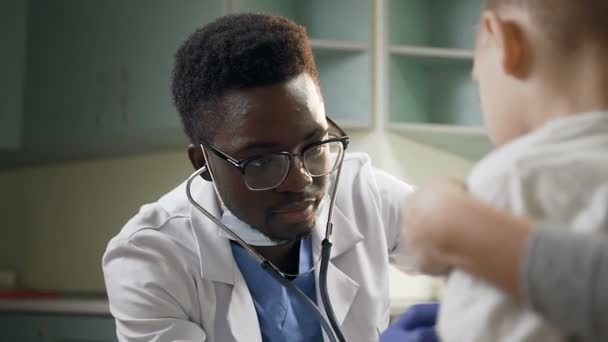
xmin=0 ymin=313 xmax=117 ymax=342
xmin=389 ymin=0 xmax=482 ymax=49
xmin=0 ymin=0 xmax=27 ymax=149
xmin=0 ymin=314 xmax=38 ymax=342
xmin=232 ymin=1 xmax=372 ymax=126
xmin=236 ymin=0 xmax=370 ymax=43
xmin=389 ymin=56 xmax=430 ymax=124
xmin=0 ymin=171 xmax=24 ymax=271
xmin=429 ymin=0 xmax=483 ymax=50
xmin=389 ymin=0 xmax=430 ymax=47
xmin=427 ymin=62 xmax=481 ymax=126
xmin=390 ymin=55 xmax=481 ymax=126
xmin=315 ymin=50 xmax=371 ymax=124
xmin=296 ymin=0 xmax=370 ymax=43
xmin=235 ymin=0 xmax=298 ymax=19
xmin=22 ymin=0 xmax=223 ymax=148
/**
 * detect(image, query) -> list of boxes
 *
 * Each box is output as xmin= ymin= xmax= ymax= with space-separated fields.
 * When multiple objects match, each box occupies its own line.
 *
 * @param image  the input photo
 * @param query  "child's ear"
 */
xmin=188 ymin=144 xmax=212 ymax=181
xmin=485 ymin=11 xmax=530 ymax=78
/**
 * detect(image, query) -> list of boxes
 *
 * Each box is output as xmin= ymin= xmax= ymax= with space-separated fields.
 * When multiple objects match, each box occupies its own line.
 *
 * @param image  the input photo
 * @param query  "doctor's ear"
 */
xmin=188 ymin=144 xmax=212 ymax=181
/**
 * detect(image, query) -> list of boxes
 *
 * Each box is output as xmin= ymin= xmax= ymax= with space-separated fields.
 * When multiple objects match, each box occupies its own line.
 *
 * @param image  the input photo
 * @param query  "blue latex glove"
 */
xmin=380 ymin=303 xmax=439 ymax=342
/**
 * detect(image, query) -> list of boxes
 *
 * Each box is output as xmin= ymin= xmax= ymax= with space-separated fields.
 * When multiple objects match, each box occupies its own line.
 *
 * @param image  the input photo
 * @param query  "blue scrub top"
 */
xmin=231 ymin=237 xmax=323 ymax=342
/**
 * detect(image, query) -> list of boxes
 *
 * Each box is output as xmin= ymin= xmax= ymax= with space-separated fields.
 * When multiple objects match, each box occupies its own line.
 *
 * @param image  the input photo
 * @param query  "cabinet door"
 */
xmin=0 ymin=313 xmax=42 ymax=342
xmin=0 ymin=0 xmax=27 ymax=150
xmin=0 ymin=313 xmax=117 ymax=342
xmin=233 ymin=0 xmax=373 ymax=129
xmin=42 ymin=315 xmax=117 ymax=342
xmin=21 ymin=0 xmax=223 ymax=162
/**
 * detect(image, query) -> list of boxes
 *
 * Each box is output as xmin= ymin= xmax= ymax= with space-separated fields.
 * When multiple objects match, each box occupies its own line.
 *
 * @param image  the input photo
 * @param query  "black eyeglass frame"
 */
xmin=197 ymin=117 xmax=350 ymax=190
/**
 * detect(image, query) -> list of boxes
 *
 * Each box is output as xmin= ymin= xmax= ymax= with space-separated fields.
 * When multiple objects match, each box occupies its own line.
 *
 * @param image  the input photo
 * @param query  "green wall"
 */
xmin=0 ymin=0 xmax=474 ymax=292
xmin=0 ymin=172 xmax=25 ymax=271
xmin=0 ymin=0 xmax=27 ymax=149
xmin=0 ymin=133 xmax=471 ymax=291
xmin=0 ymin=150 xmax=191 ymax=291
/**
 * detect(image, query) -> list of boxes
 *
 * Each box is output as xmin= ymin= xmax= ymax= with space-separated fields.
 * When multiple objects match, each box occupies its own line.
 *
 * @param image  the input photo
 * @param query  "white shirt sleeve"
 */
xmin=103 ymin=233 xmax=207 ymax=342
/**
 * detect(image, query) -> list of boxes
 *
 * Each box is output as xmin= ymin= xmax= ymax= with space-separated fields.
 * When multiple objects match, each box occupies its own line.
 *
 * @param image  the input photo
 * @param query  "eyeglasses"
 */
xmin=200 ymin=118 xmax=350 ymax=191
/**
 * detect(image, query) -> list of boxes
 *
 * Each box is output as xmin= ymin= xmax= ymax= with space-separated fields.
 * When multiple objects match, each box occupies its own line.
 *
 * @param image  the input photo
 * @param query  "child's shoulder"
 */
xmin=467 ymin=129 xmax=545 ymax=196
xmin=469 ymin=112 xmax=608 ymax=211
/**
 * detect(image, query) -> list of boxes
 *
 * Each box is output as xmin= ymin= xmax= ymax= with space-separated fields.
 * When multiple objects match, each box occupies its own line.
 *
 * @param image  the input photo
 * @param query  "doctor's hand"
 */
xmin=403 ymin=179 xmax=469 ymax=276
xmin=380 ymin=303 xmax=439 ymax=342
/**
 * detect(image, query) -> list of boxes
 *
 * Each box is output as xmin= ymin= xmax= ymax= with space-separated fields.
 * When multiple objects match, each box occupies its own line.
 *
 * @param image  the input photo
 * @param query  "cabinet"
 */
xmin=1 ymin=0 xmax=224 ymax=167
xmin=1 ymin=0 xmax=493 ymax=167
xmin=232 ymin=0 xmax=373 ymax=128
xmin=0 ymin=313 xmax=117 ymax=342
xmin=0 ymin=0 xmax=27 ymax=150
xmin=22 ymin=0 xmax=223 ymax=163
xmin=2 ymin=0 xmax=375 ymax=168
xmin=386 ymin=0 xmax=493 ymax=160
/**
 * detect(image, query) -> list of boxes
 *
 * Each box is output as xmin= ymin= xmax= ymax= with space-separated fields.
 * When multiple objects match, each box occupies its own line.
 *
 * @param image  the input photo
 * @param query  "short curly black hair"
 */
xmin=171 ymin=13 xmax=319 ymax=143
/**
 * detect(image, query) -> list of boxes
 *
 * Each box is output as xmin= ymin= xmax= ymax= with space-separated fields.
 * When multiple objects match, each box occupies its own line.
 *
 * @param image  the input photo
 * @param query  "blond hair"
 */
xmin=484 ymin=0 xmax=608 ymax=50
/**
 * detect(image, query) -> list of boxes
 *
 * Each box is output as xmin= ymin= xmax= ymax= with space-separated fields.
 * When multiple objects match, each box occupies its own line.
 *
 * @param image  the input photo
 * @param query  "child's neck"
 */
xmin=526 ymin=46 xmax=608 ymax=130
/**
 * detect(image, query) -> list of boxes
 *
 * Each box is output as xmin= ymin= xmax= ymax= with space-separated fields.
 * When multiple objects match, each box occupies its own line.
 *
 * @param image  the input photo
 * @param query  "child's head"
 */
xmin=474 ymin=0 xmax=608 ymax=145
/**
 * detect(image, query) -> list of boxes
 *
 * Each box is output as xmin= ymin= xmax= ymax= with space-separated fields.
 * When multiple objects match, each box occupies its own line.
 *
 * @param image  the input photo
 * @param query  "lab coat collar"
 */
xmin=189 ymin=178 xmax=236 ymax=285
xmin=226 ymin=262 xmax=263 ymax=342
xmin=189 ymin=178 xmax=263 ymax=340
xmin=189 ymin=176 xmax=365 ymax=282
xmin=189 ymin=176 xmax=364 ymax=338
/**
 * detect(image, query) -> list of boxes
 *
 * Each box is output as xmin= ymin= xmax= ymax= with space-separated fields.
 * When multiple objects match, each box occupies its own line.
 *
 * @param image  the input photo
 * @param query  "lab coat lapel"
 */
xmin=189 ymin=178 xmax=235 ymax=284
xmin=313 ymin=202 xmax=363 ymax=326
xmin=226 ymin=264 xmax=263 ymax=342
xmin=189 ymin=178 xmax=262 ymax=341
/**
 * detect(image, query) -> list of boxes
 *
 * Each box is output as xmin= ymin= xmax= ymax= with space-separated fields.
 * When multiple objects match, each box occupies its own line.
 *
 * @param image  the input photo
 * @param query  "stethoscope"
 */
xmin=185 ymin=143 xmax=349 ymax=342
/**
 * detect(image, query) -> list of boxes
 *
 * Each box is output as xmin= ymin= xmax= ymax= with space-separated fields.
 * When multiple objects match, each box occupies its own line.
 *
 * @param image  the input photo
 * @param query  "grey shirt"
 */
xmin=524 ymin=227 xmax=608 ymax=341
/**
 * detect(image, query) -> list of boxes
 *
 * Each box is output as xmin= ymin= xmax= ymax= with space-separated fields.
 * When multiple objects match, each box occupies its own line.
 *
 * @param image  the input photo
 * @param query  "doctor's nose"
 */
xmin=276 ymin=156 xmax=313 ymax=192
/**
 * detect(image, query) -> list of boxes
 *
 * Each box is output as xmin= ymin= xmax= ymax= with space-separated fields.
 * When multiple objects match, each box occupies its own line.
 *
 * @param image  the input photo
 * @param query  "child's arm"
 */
xmin=405 ymin=180 xmax=608 ymax=340
xmin=524 ymin=227 xmax=608 ymax=342
xmin=404 ymin=178 xmax=532 ymax=297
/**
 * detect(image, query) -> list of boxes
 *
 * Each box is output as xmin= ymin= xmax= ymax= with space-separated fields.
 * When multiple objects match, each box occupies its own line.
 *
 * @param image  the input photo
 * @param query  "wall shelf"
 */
xmin=389 ymin=0 xmax=483 ymax=50
xmin=387 ymin=123 xmax=492 ymax=160
xmin=233 ymin=0 xmax=374 ymax=130
xmin=390 ymin=45 xmax=473 ymax=60
xmin=386 ymin=0 xmax=490 ymax=160
xmin=234 ymin=0 xmax=371 ymax=43
xmin=314 ymin=49 xmax=372 ymax=127
xmin=2 ymin=0 xmax=494 ymax=168
xmin=310 ymin=39 xmax=368 ymax=52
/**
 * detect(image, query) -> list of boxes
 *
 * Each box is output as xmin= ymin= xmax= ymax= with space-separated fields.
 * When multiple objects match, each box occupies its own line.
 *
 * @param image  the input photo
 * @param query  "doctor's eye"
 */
xmin=245 ymin=155 xmax=290 ymax=175
xmin=306 ymin=144 xmax=327 ymax=157
xmin=249 ymin=156 xmax=275 ymax=168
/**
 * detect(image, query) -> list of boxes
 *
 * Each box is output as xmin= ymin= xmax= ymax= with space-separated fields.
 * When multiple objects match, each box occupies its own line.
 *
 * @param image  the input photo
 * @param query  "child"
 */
xmin=438 ymin=0 xmax=608 ymax=341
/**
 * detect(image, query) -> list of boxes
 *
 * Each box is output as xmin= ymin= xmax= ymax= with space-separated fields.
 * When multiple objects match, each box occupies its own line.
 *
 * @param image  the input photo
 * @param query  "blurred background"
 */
xmin=0 ymin=0 xmax=489 ymax=340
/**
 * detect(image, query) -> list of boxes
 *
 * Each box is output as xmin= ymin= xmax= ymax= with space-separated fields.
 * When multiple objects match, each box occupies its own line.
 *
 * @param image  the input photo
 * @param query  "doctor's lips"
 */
xmin=271 ymin=200 xmax=317 ymax=223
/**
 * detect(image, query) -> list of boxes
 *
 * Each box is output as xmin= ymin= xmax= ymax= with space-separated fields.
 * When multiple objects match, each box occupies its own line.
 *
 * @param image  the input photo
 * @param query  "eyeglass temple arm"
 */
xmin=326 ymin=116 xmax=348 ymax=138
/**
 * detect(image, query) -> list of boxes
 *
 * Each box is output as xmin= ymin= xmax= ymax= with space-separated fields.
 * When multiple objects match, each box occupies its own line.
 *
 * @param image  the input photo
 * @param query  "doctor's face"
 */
xmin=204 ymin=72 xmax=330 ymax=242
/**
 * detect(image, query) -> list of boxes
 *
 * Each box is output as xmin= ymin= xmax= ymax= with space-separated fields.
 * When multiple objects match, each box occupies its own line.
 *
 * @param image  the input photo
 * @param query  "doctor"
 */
xmin=103 ymin=13 xmax=422 ymax=342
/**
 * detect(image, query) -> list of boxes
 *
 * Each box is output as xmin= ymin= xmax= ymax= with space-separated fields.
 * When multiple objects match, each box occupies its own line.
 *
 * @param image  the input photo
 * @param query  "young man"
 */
xmin=425 ymin=0 xmax=608 ymax=341
xmin=103 ymin=13 xmax=417 ymax=342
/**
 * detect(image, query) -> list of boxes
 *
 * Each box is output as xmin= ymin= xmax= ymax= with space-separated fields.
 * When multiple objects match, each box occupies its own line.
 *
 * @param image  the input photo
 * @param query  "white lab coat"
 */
xmin=103 ymin=153 xmax=414 ymax=342
xmin=439 ymin=112 xmax=608 ymax=342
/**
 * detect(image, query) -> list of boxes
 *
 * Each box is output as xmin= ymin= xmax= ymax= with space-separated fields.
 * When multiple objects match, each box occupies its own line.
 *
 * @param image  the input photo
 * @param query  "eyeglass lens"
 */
xmin=243 ymin=141 xmax=344 ymax=190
